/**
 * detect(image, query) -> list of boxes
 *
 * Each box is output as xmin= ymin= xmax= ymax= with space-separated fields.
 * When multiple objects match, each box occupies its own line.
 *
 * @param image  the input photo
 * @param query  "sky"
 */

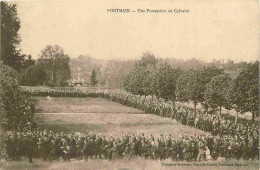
xmin=15 ymin=0 xmax=260 ymax=62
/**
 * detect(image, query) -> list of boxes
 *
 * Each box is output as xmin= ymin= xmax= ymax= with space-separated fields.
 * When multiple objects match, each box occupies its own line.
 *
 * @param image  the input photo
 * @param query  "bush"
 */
xmin=0 ymin=62 xmax=35 ymax=131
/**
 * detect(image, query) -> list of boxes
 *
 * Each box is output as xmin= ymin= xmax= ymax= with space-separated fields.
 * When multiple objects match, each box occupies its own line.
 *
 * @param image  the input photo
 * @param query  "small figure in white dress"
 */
xmin=205 ymin=146 xmax=211 ymax=160
xmin=46 ymin=96 xmax=52 ymax=101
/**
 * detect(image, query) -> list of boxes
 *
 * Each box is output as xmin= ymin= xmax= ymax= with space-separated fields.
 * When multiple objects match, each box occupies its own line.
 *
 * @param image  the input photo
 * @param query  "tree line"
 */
xmin=123 ymin=52 xmax=259 ymax=123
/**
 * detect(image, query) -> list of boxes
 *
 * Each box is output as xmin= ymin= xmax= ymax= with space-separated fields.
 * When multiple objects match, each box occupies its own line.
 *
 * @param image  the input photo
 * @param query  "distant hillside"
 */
xmin=70 ymin=55 xmax=104 ymax=83
xmin=69 ymin=55 xmax=250 ymax=89
xmin=69 ymin=55 xmax=136 ymax=89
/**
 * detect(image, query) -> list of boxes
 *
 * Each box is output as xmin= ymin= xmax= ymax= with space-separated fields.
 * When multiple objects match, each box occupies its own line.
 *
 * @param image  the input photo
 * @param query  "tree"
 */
xmin=226 ymin=80 xmax=239 ymax=124
xmin=153 ymin=63 xmax=182 ymax=105
xmin=123 ymin=71 xmax=132 ymax=92
xmin=19 ymin=55 xmax=36 ymax=84
xmin=176 ymin=66 xmax=224 ymax=116
xmin=39 ymin=45 xmax=71 ymax=86
xmin=40 ymin=45 xmax=64 ymax=82
xmin=21 ymin=64 xmax=47 ymax=86
xmin=136 ymin=52 xmax=158 ymax=68
xmin=197 ymin=66 xmax=225 ymax=105
xmin=143 ymin=70 xmax=156 ymax=98
xmin=176 ymin=68 xmax=200 ymax=115
xmin=1 ymin=2 xmax=24 ymax=71
xmin=186 ymin=69 xmax=201 ymax=115
xmin=232 ymin=61 xmax=259 ymax=124
xmin=124 ymin=66 xmax=147 ymax=95
xmin=21 ymin=55 xmax=35 ymax=71
xmin=204 ymin=73 xmax=232 ymax=114
xmin=176 ymin=69 xmax=195 ymax=103
xmin=191 ymin=66 xmax=224 ymax=112
xmin=123 ymin=52 xmax=160 ymax=96
xmin=0 ymin=62 xmax=35 ymax=131
xmin=90 ymin=69 xmax=98 ymax=86
xmin=54 ymin=55 xmax=71 ymax=86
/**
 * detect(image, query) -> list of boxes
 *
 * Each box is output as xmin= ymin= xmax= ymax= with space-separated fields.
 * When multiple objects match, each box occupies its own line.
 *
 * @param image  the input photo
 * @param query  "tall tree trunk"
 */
xmin=252 ymin=112 xmax=255 ymax=125
xmin=219 ymin=106 xmax=222 ymax=115
xmin=172 ymin=99 xmax=176 ymax=108
xmin=194 ymin=102 xmax=197 ymax=117
xmin=51 ymin=60 xmax=54 ymax=82
xmin=205 ymin=105 xmax=208 ymax=113
xmin=51 ymin=69 xmax=54 ymax=82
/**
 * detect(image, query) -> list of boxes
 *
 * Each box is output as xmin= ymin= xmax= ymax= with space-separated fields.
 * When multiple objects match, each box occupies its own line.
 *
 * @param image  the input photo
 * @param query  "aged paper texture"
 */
xmin=0 ymin=0 xmax=259 ymax=169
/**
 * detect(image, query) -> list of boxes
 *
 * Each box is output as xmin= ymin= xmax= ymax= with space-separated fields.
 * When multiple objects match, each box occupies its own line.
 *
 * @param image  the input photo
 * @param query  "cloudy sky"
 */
xmin=15 ymin=0 xmax=259 ymax=62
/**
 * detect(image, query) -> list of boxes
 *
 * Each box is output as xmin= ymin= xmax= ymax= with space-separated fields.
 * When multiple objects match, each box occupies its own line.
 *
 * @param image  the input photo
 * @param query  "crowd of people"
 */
xmin=3 ymin=129 xmax=258 ymax=163
xmin=105 ymin=91 xmax=259 ymax=136
xmin=23 ymin=89 xmax=259 ymax=137
xmin=2 ymin=89 xmax=257 ymax=163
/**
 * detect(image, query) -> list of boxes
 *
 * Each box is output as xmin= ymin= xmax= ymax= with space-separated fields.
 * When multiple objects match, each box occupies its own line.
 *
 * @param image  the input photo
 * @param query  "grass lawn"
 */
xmin=34 ymin=113 xmax=208 ymax=138
xmin=30 ymin=97 xmax=144 ymax=114
xmin=32 ymin=97 xmax=208 ymax=138
xmin=1 ymin=157 xmax=258 ymax=170
xmin=1 ymin=97 xmax=258 ymax=170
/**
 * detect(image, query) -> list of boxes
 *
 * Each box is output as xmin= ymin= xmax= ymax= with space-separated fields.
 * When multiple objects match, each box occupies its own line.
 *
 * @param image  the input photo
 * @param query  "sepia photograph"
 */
xmin=0 ymin=0 xmax=259 ymax=169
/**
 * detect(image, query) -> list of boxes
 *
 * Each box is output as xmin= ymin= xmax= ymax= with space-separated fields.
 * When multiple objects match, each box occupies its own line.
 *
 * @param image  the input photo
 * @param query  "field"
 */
xmin=31 ymin=97 xmax=208 ymax=138
xmin=0 ymin=97 xmax=258 ymax=170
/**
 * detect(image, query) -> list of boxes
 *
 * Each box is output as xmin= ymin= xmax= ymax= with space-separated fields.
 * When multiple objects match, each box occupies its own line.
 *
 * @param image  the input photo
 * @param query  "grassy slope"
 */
xmin=32 ymin=97 xmax=208 ymax=138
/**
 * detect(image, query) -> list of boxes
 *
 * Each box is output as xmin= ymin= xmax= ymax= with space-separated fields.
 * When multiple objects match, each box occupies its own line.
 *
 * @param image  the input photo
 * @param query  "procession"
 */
xmin=2 ymin=89 xmax=259 ymax=163
xmin=3 ymin=123 xmax=258 ymax=163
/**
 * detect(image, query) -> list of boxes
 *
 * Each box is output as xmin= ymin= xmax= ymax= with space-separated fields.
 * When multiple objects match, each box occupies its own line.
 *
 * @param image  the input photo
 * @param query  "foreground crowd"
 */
xmin=3 ymin=128 xmax=259 ymax=163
